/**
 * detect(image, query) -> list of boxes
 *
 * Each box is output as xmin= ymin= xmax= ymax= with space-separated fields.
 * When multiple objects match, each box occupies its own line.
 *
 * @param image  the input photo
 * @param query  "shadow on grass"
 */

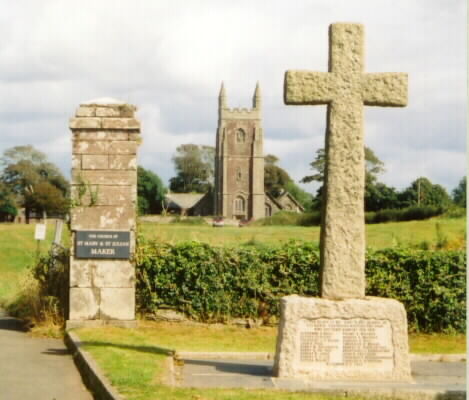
xmin=79 ymin=340 xmax=174 ymax=357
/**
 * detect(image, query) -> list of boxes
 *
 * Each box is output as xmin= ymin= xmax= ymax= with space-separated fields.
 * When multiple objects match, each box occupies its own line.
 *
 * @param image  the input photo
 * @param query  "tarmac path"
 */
xmin=0 ymin=309 xmax=93 ymax=400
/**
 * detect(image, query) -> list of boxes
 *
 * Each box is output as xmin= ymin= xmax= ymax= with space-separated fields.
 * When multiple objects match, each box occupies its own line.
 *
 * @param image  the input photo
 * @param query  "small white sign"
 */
xmin=35 ymin=223 xmax=46 ymax=241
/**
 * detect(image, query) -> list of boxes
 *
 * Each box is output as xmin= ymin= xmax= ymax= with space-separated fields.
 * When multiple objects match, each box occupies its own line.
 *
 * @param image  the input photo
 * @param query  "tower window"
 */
xmin=236 ymin=167 xmax=242 ymax=181
xmin=236 ymin=129 xmax=246 ymax=143
xmin=234 ymin=196 xmax=245 ymax=213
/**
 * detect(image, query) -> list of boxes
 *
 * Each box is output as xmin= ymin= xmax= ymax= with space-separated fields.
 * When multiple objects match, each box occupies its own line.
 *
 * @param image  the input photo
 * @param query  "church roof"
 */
xmin=165 ymin=193 xmax=206 ymax=210
xmin=276 ymin=191 xmax=305 ymax=212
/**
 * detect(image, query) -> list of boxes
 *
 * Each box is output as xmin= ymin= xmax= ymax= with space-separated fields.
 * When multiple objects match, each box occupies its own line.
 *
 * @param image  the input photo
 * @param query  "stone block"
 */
xmin=73 ymin=131 xmax=129 ymax=141
xmin=100 ymin=288 xmax=135 ymax=320
xmin=69 ymin=287 xmax=100 ymax=320
xmin=76 ymin=106 xmax=96 ymax=117
xmin=82 ymin=154 xmax=109 ymax=170
xmin=102 ymin=118 xmax=140 ymax=130
xmin=109 ymin=155 xmax=137 ymax=170
xmin=70 ymin=259 xmax=135 ymax=288
xmin=71 ymin=185 xmax=133 ymax=206
xmin=95 ymin=106 xmax=121 ymax=117
xmin=73 ymin=140 xmax=108 ymax=155
xmin=69 ymin=117 xmax=102 ymax=129
xmin=72 ymin=155 xmax=81 ymax=169
xmin=274 ymin=295 xmax=412 ymax=382
xmin=71 ymin=206 xmax=135 ymax=230
xmin=72 ymin=170 xmax=136 ymax=185
xmin=108 ymin=141 xmax=139 ymax=155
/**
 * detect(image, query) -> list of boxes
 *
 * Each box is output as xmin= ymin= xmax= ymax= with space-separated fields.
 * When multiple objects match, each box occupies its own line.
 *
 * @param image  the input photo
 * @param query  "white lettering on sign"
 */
xmin=298 ymin=318 xmax=394 ymax=373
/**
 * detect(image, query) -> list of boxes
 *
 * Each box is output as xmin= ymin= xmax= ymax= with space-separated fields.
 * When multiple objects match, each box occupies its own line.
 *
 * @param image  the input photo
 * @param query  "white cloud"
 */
xmin=0 ymin=0 xmax=465 ymax=193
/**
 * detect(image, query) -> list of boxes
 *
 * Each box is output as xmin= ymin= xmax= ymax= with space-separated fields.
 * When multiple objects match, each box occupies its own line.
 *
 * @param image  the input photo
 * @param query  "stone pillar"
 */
xmin=66 ymin=98 xmax=140 ymax=329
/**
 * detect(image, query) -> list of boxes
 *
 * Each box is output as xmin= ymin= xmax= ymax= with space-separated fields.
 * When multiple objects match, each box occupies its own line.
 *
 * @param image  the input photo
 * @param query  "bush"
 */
xmin=365 ymin=205 xmax=444 ymax=224
xmin=254 ymin=211 xmax=302 ymax=226
xmin=6 ymin=245 xmax=69 ymax=332
xmin=170 ymin=216 xmax=208 ymax=225
xmin=136 ymin=240 xmax=465 ymax=333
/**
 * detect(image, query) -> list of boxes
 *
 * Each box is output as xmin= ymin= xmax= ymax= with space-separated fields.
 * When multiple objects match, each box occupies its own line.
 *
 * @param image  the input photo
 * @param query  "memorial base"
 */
xmin=66 ymin=319 xmax=137 ymax=330
xmin=273 ymin=295 xmax=412 ymax=382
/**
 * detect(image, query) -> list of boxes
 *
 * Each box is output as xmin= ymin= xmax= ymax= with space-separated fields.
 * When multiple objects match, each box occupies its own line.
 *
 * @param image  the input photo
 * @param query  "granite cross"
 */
xmin=284 ymin=23 xmax=408 ymax=299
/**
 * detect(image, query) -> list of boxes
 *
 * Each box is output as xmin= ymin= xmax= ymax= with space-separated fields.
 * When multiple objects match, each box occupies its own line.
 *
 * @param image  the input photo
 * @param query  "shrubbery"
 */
xmin=136 ymin=240 xmax=465 ymax=333
xmin=365 ymin=205 xmax=445 ymax=224
xmin=15 ymin=239 xmax=465 ymax=334
xmin=255 ymin=206 xmax=446 ymax=226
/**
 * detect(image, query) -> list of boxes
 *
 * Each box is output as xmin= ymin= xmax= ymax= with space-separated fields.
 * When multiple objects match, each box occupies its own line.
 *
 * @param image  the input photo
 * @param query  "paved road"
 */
xmin=0 ymin=309 xmax=93 ymax=400
xmin=180 ymin=357 xmax=466 ymax=395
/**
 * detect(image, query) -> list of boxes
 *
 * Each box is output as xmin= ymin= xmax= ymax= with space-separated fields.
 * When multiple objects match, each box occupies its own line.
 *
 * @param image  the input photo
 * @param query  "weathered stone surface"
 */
xmin=76 ymin=106 xmax=96 ymax=117
xmin=95 ymin=106 xmax=121 ymax=117
xmin=109 ymin=155 xmax=136 ymax=170
xmin=72 ymin=155 xmax=81 ymax=169
xmin=71 ymin=185 xmax=134 ymax=206
xmin=283 ymin=23 xmax=408 ymax=299
xmin=69 ymin=100 xmax=139 ymax=326
xmin=71 ymin=206 xmax=135 ymax=230
xmin=69 ymin=117 xmax=102 ymax=129
xmin=72 ymin=170 xmax=136 ymax=185
xmin=69 ymin=288 xmax=100 ymax=320
xmin=70 ymin=259 xmax=134 ymax=288
xmin=73 ymin=140 xmax=108 ymax=155
xmin=82 ymin=155 xmax=108 ymax=170
xmin=100 ymin=288 xmax=135 ymax=320
xmin=102 ymin=118 xmax=140 ymax=130
xmin=273 ymin=295 xmax=412 ymax=382
xmin=73 ymin=131 xmax=129 ymax=141
xmin=108 ymin=141 xmax=139 ymax=155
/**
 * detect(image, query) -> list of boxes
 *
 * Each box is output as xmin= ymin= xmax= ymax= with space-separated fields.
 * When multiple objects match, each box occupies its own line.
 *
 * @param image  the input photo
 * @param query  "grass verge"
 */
xmin=75 ymin=321 xmax=466 ymax=400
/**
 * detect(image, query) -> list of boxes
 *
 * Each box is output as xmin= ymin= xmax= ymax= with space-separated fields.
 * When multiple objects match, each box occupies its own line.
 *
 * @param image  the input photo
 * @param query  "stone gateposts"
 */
xmin=66 ymin=98 xmax=140 ymax=329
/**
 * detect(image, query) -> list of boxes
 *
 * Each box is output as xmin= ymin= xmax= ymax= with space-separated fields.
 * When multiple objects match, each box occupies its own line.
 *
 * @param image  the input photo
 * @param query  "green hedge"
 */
xmin=365 ymin=205 xmax=444 ymax=224
xmin=136 ymin=240 xmax=465 ymax=333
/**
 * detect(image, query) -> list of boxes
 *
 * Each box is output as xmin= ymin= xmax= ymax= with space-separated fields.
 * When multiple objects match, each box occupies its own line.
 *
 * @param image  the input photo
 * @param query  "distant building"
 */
xmin=167 ymin=83 xmax=304 ymax=220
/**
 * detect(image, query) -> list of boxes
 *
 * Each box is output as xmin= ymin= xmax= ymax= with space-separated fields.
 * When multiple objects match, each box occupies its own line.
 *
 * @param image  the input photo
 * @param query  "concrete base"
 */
xmin=66 ymin=319 xmax=137 ymax=330
xmin=273 ymin=295 xmax=412 ymax=382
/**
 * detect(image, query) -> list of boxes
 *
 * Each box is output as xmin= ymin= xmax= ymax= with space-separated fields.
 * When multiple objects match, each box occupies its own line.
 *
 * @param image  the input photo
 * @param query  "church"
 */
xmin=165 ymin=83 xmax=304 ymax=220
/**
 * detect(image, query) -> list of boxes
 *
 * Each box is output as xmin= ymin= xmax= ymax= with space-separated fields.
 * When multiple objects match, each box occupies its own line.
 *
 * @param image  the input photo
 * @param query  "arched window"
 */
xmin=236 ymin=129 xmax=246 ymax=143
xmin=236 ymin=167 xmax=242 ymax=181
xmin=234 ymin=196 xmax=245 ymax=213
xmin=265 ymin=203 xmax=272 ymax=217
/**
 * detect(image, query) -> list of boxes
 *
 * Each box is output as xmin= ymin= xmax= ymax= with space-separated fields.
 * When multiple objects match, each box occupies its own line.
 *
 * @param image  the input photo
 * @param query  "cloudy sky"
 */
xmin=0 ymin=0 xmax=466 ymax=194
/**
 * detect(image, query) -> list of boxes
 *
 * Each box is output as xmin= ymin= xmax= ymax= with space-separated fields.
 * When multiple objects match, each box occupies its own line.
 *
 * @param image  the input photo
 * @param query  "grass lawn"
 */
xmin=139 ymin=216 xmax=465 ymax=249
xmin=75 ymin=321 xmax=466 ymax=400
xmin=0 ymin=222 xmax=61 ymax=301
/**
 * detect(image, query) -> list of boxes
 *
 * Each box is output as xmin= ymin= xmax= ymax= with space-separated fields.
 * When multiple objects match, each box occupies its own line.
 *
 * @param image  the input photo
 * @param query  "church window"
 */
xmin=236 ymin=129 xmax=246 ymax=143
xmin=234 ymin=196 xmax=245 ymax=213
xmin=236 ymin=167 xmax=242 ymax=181
xmin=265 ymin=203 xmax=272 ymax=217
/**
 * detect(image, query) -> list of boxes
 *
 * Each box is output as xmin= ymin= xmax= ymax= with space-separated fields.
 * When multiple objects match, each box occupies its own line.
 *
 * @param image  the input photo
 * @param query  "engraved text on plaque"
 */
xmin=298 ymin=318 xmax=394 ymax=373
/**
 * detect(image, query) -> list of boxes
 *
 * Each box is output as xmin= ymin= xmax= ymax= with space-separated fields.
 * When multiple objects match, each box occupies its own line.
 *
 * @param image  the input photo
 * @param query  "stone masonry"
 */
xmin=67 ymin=98 xmax=140 ymax=328
xmin=214 ymin=82 xmax=265 ymax=220
xmin=274 ymin=23 xmax=412 ymax=382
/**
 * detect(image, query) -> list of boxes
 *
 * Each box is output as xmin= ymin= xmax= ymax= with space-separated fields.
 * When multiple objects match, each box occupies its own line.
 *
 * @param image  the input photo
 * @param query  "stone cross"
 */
xmin=284 ymin=23 xmax=407 ymax=299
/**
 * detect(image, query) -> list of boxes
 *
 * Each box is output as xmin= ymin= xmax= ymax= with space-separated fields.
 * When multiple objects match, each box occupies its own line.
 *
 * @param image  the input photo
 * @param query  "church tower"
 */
xmin=214 ymin=82 xmax=265 ymax=220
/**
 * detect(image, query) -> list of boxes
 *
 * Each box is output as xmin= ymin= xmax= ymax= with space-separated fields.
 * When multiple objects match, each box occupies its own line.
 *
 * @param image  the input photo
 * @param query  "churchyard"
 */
xmin=0 ymin=16 xmax=465 ymax=400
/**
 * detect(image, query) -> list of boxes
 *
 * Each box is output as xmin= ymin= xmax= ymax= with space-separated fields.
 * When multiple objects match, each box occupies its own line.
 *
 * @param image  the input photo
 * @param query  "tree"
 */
xmin=302 ymin=146 xmax=385 ymax=184
xmin=169 ymin=144 xmax=214 ymax=193
xmin=264 ymin=154 xmax=292 ymax=197
xmin=452 ymin=176 xmax=466 ymax=208
xmin=398 ymin=177 xmax=452 ymax=209
xmin=303 ymin=146 xmax=386 ymax=211
xmin=263 ymin=154 xmax=313 ymax=211
xmin=137 ymin=166 xmax=166 ymax=215
xmin=0 ymin=183 xmax=17 ymax=221
xmin=0 ymin=145 xmax=69 ymax=220
xmin=365 ymin=180 xmax=399 ymax=211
